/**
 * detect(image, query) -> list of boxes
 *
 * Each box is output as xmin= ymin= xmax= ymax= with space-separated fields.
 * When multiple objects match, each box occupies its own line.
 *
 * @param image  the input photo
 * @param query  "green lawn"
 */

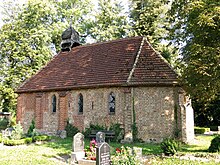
xmin=0 ymin=135 xmax=218 ymax=165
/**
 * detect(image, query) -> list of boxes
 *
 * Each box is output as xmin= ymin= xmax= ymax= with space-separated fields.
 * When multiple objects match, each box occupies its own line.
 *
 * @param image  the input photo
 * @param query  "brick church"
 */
xmin=16 ymin=27 xmax=194 ymax=143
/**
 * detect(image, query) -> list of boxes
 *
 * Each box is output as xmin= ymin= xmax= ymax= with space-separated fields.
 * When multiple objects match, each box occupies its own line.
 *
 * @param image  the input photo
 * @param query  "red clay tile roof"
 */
xmin=17 ymin=36 xmax=179 ymax=93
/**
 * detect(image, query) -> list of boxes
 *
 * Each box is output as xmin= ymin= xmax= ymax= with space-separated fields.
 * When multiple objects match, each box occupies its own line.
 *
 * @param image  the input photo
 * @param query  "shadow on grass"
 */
xmin=43 ymin=137 xmax=72 ymax=154
xmin=42 ymin=153 xmax=70 ymax=164
xmin=180 ymin=142 xmax=209 ymax=153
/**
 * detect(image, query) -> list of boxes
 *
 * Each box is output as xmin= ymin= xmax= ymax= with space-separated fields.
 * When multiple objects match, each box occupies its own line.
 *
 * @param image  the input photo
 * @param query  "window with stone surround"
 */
xmin=108 ymin=92 xmax=115 ymax=115
xmin=52 ymin=94 xmax=57 ymax=113
xmin=78 ymin=93 xmax=83 ymax=114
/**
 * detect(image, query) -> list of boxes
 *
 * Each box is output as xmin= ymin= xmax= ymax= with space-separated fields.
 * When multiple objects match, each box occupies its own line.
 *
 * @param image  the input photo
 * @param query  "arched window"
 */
xmin=109 ymin=92 xmax=115 ymax=114
xmin=52 ymin=95 xmax=57 ymax=113
xmin=78 ymin=93 xmax=83 ymax=114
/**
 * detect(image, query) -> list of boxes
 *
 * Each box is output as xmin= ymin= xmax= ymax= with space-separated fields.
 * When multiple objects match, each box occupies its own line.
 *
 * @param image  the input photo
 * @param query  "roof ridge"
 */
xmin=127 ymin=37 xmax=145 ymax=83
xmin=71 ymin=36 xmax=143 ymax=50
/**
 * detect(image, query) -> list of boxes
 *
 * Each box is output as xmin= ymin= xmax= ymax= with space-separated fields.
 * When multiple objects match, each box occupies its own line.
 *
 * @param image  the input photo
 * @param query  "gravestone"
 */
xmin=71 ymin=132 xmax=85 ymax=163
xmin=73 ymin=132 xmax=84 ymax=152
xmin=96 ymin=142 xmax=110 ymax=165
xmin=96 ymin=132 xmax=105 ymax=145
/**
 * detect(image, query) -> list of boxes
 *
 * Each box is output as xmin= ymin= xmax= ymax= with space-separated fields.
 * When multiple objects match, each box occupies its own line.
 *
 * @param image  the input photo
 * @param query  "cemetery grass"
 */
xmin=0 ymin=137 xmax=72 ymax=165
xmin=0 ymin=135 xmax=218 ymax=164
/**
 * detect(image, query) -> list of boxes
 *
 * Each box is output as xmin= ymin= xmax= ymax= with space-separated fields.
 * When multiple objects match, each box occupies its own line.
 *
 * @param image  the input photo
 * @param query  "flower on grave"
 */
xmin=90 ymin=139 xmax=97 ymax=153
xmin=84 ymin=139 xmax=97 ymax=160
xmin=116 ymin=148 xmax=121 ymax=153
xmin=112 ymin=146 xmax=141 ymax=165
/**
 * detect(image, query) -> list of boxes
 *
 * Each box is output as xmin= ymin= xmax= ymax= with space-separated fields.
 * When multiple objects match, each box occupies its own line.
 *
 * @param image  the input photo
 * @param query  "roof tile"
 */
xmin=17 ymin=36 xmax=178 ymax=93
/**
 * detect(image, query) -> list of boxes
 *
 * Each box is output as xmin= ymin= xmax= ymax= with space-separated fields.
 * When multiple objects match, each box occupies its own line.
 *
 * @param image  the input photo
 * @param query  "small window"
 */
xmin=52 ymin=95 xmax=57 ymax=113
xmin=109 ymin=92 xmax=115 ymax=114
xmin=78 ymin=93 xmax=83 ymax=114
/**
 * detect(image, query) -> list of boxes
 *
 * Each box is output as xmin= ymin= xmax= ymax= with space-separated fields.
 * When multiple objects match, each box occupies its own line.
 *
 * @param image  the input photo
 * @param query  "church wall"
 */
xmin=17 ymin=86 xmax=193 ymax=143
xmin=17 ymin=93 xmax=35 ymax=132
xmin=41 ymin=92 xmax=59 ymax=134
xmin=133 ymin=87 xmax=176 ymax=143
xmin=68 ymin=88 xmax=125 ymax=131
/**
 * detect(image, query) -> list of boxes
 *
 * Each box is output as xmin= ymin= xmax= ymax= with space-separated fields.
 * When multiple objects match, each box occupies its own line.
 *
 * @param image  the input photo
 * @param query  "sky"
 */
xmin=0 ymin=0 xmax=3 ymax=26
xmin=0 ymin=0 xmax=26 ymax=27
xmin=0 ymin=0 xmax=129 ymax=28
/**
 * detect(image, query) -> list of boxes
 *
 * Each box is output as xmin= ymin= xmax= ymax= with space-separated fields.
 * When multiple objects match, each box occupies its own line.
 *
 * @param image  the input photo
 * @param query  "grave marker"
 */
xmin=96 ymin=142 xmax=110 ymax=165
xmin=73 ymin=132 xmax=84 ymax=152
xmin=96 ymin=131 xmax=105 ymax=145
xmin=71 ymin=132 xmax=85 ymax=163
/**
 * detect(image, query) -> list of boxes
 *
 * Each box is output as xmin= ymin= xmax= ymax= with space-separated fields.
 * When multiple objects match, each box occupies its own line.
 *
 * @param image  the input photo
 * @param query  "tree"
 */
xmin=169 ymin=0 xmax=220 ymax=103
xmin=88 ymin=0 xmax=131 ymax=42
xmin=0 ymin=0 xmax=93 ymax=112
xmin=129 ymin=0 xmax=178 ymax=66
xmin=193 ymin=95 xmax=220 ymax=127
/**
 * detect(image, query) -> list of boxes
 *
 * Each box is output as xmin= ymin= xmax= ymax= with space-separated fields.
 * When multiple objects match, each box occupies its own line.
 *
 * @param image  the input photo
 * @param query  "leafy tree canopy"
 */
xmin=0 ymin=0 xmax=93 ymax=112
xmin=87 ymin=0 xmax=131 ymax=42
xmin=130 ymin=0 xmax=178 ymax=67
xmin=169 ymin=0 xmax=220 ymax=103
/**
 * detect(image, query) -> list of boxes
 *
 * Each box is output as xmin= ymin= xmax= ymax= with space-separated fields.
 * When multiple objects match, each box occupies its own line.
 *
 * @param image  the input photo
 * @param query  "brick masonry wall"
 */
xmin=17 ymin=93 xmax=36 ymax=132
xmin=68 ymin=88 xmax=125 ymax=131
xmin=42 ymin=92 xmax=59 ymax=133
xmin=17 ymin=86 xmax=194 ymax=142
xmin=133 ymin=87 xmax=176 ymax=142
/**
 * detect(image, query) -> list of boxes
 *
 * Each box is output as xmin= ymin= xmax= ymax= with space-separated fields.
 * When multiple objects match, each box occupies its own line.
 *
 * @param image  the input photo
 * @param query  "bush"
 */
xmin=160 ymin=138 xmax=179 ymax=156
xmin=24 ymin=137 xmax=33 ymax=144
xmin=194 ymin=127 xmax=210 ymax=134
xmin=9 ymin=115 xmax=16 ymax=127
xmin=3 ymin=139 xmax=26 ymax=146
xmin=111 ymin=146 xmax=141 ymax=165
xmin=0 ymin=118 xmax=9 ymax=130
xmin=0 ymin=133 xmax=2 ymax=143
xmin=33 ymin=135 xmax=51 ymax=142
xmin=65 ymin=120 xmax=79 ymax=137
xmin=208 ymin=135 xmax=220 ymax=153
xmin=83 ymin=124 xmax=107 ymax=138
xmin=27 ymin=120 xmax=37 ymax=137
xmin=110 ymin=123 xmax=124 ymax=142
xmin=11 ymin=122 xmax=24 ymax=140
xmin=209 ymin=126 xmax=219 ymax=131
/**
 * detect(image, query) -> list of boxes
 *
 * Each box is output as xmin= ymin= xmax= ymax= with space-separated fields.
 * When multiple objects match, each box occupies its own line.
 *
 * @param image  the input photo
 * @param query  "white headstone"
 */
xmin=71 ymin=132 xmax=85 ymax=163
xmin=73 ymin=132 xmax=84 ymax=152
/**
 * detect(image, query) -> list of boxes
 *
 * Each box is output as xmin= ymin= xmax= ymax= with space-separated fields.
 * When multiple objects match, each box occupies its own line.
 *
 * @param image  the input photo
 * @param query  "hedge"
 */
xmin=209 ymin=126 xmax=219 ymax=131
xmin=194 ymin=127 xmax=210 ymax=134
xmin=33 ymin=135 xmax=51 ymax=142
xmin=1 ymin=135 xmax=51 ymax=146
xmin=3 ymin=139 xmax=26 ymax=146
